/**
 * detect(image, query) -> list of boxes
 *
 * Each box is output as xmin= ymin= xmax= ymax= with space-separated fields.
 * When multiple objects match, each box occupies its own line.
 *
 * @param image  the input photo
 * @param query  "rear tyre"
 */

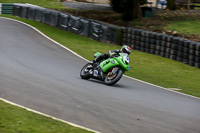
xmin=104 ymin=68 xmax=123 ymax=86
xmin=80 ymin=63 xmax=91 ymax=80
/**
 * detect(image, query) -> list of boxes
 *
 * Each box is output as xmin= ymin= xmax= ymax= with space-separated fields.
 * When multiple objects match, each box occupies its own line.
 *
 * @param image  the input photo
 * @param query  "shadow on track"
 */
xmin=78 ymin=77 xmax=131 ymax=89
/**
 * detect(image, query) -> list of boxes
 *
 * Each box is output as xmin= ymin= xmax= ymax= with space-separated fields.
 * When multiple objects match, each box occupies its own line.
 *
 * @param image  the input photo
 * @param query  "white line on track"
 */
xmin=0 ymin=16 xmax=199 ymax=132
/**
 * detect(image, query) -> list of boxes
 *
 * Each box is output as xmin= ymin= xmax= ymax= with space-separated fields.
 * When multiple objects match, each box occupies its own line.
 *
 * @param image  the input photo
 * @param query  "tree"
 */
xmin=121 ymin=0 xmax=134 ymax=21
xmin=109 ymin=0 xmax=147 ymax=21
xmin=109 ymin=0 xmax=123 ymax=13
xmin=166 ymin=0 xmax=178 ymax=10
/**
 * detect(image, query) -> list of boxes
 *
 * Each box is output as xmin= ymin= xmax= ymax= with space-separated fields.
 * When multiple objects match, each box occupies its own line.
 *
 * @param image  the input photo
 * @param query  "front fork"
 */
xmin=107 ymin=67 xmax=122 ymax=80
xmin=112 ymin=67 xmax=120 ymax=75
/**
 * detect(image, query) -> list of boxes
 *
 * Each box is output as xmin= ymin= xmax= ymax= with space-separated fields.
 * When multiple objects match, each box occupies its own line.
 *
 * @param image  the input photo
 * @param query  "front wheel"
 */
xmin=104 ymin=68 xmax=123 ymax=86
xmin=80 ymin=63 xmax=92 ymax=79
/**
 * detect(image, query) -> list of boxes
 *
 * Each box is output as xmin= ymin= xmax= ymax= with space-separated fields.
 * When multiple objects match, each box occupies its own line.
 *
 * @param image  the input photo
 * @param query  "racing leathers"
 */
xmin=91 ymin=50 xmax=121 ymax=65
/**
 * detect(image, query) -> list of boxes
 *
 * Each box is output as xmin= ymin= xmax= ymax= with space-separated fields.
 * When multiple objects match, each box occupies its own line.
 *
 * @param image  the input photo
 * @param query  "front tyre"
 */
xmin=80 ymin=63 xmax=91 ymax=79
xmin=104 ymin=68 xmax=123 ymax=86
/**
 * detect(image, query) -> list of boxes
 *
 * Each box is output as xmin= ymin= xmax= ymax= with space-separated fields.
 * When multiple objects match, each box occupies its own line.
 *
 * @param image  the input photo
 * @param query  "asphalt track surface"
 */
xmin=0 ymin=17 xmax=200 ymax=133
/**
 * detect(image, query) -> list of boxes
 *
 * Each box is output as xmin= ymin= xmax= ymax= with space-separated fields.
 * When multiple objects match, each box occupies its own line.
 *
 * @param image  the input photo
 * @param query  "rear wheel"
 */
xmin=104 ymin=68 xmax=123 ymax=86
xmin=80 ymin=63 xmax=92 ymax=79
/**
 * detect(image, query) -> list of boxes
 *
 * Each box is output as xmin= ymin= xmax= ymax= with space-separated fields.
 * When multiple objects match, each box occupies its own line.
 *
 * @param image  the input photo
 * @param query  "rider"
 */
xmin=91 ymin=45 xmax=131 ymax=65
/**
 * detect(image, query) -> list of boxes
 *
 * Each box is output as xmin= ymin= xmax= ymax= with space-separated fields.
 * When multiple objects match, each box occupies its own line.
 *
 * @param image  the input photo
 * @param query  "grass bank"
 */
xmin=0 ymin=100 xmax=93 ymax=133
xmin=167 ymin=20 xmax=200 ymax=35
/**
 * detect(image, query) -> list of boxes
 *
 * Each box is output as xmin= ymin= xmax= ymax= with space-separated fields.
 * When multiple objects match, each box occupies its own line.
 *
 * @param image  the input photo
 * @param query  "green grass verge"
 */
xmin=0 ymin=0 xmax=64 ymax=9
xmin=1 ymin=14 xmax=200 ymax=97
xmin=167 ymin=20 xmax=200 ymax=35
xmin=0 ymin=100 xmax=93 ymax=133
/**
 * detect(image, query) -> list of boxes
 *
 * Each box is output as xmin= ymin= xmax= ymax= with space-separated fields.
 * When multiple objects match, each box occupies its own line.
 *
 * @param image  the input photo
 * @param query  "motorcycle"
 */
xmin=80 ymin=52 xmax=130 ymax=85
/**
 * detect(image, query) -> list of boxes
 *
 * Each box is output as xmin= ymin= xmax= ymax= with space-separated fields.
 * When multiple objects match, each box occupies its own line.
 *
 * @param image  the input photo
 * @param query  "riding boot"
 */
xmin=90 ymin=59 xmax=96 ymax=66
xmin=95 ymin=55 xmax=103 ymax=62
xmin=90 ymin=55 xmax=101 ymax=65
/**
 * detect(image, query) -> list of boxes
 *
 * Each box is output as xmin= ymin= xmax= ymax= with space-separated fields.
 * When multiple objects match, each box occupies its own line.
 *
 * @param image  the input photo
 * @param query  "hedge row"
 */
xmin=123 ymin=27 xmax=200 ymax=68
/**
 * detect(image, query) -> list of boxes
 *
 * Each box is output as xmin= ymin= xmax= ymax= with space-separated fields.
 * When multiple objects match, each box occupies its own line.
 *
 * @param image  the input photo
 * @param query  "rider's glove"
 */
xmin=108 ymin=50 xmax=115 ymax=56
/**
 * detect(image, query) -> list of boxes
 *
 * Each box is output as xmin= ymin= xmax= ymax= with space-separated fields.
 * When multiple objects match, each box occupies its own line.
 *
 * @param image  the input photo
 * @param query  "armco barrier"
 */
xmin=34 ymin=7 xmax=45 ymax=22
xmin=42 ymin=9 xmax=52 ymax=25
xmin=5 ymin=3 xmax=200 ymax=68
xmin=27 ymin=6 xmax=37 ymax=20
xmin=68 ymin=15 xmax=91 ymax=37
xmin=50 ymin=10 xmax=60 ymax=27
xmin=12 ymin=3 xmax=123 ymax=45
xmin=42 ymin=9 xmax=60 ymax=27
xmin=89 ymin=21 xmax=101 ymax=41
xmin=99 ymin=21 xmax=123 ymax=45
xmin=123 ymin=27 xmax=200 ymax=68
xmin=57 ymin=13 xmax=69 ymax=30
xmin=20 ymin=5 xmax=29 ymax=18
xmin=13 ymin=4 xmax=46 ymax=22
xmin=79 ymin=18 xmax=90 ymax=37
xmin=68 ymin=15 xmax=82 ymax=34
xmin=88 ymin=21 xmax=122 ymax=45
xmin=13 ymin=4 xmax=21 ymax=17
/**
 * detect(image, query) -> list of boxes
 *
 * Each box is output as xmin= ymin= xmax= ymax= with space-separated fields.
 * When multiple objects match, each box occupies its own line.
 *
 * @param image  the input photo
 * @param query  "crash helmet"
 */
xmin=121 ymin=45 xmax=131 ymax=55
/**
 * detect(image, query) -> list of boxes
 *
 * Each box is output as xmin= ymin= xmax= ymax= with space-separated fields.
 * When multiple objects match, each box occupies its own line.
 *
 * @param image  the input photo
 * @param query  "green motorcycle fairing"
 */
xmin=99 ymin=53 xmax=130 ymax=73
